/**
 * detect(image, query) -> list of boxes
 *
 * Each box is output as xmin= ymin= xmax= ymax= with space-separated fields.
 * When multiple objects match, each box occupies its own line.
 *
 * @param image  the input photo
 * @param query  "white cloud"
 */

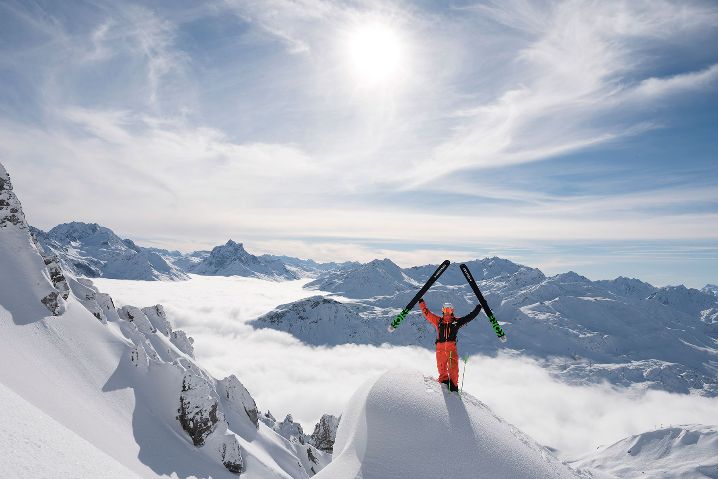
xmin=408 ymin=0 xmax=718 ymax=180
xmin=632 ymin=63 xmax=718 ymax=98
xmin=92 ymin=275 xmax=718 ymax=459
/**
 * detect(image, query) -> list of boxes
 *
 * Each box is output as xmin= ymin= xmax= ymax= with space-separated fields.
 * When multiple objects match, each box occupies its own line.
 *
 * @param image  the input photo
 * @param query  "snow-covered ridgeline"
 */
xmin=569 ymin=425 xmax=718 ymax=478
xmin=31 ymin=222 xmax=187 ymax=281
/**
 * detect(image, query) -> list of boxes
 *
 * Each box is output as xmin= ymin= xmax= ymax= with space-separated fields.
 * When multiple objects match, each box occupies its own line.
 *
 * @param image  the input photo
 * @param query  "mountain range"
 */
xmin=254 ymin=258 xmax=718 ymax=397
xmin=31 ymin=223 xmax=356 ymax=281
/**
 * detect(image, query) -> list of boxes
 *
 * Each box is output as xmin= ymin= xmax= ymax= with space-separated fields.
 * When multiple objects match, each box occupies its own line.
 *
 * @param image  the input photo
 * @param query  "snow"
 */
xmin=316 ymin=369 xmax=581 ymax=479
xmin=570 ymin=425 xmax=718 ymax=478
xmin=0 ymin=381 xmax=142 ymax=479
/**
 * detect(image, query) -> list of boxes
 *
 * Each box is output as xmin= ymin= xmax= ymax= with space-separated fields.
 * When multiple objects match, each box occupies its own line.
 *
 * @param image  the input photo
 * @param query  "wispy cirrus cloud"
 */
xmin=1 ymin=0 xmax=717 ymax=285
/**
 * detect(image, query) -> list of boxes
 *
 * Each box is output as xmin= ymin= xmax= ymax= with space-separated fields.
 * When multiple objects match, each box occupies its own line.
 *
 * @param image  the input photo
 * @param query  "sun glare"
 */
xmin=346 ymin=22 xmax=404 ymax=87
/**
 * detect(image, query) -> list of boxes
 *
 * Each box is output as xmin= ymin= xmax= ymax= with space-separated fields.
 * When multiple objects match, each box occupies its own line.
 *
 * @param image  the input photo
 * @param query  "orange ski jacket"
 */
xmin=419 ymin=299 xmax=481 ymax=344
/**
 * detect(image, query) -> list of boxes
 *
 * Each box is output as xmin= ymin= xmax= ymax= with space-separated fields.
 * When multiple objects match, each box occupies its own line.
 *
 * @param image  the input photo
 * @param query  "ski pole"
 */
xmin=460 ymin=355 xmax=468 ymax=394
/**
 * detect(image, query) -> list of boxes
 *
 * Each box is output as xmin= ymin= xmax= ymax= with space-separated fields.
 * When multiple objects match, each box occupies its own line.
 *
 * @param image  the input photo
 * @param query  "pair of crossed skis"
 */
xmin=388 ymin=260 xmax=507 ymax=343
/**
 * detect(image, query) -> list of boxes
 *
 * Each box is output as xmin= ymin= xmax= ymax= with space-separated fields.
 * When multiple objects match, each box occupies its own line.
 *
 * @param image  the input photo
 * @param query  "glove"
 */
xmin=387 ymin=325 xmax=396 ymax=333
xmin=418 ymin=298 xmax=425 ymax=304
xmin=499 ymin=335 xmax=508 ymax=343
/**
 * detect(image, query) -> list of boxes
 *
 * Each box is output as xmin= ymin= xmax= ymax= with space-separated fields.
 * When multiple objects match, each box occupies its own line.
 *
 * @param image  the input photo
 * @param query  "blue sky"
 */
xmin=1 ymin=0 xmax=717 ymax=287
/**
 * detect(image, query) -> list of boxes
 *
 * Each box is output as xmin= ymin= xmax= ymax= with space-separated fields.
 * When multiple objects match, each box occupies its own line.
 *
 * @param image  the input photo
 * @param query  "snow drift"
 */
xmin=316 ymin=369 xmax=581 ymax=479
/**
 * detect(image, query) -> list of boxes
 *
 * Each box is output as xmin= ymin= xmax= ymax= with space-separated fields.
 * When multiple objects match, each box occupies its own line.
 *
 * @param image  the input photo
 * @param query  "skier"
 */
xmin=419 ymin=299 xmax=481 ymax=392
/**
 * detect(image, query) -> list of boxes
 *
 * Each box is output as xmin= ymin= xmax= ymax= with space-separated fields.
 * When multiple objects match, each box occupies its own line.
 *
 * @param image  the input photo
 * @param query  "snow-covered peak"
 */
xmin=34 ymin=221 xmax=187 ymax=281
xmin=702 ymin=284 xmax=718 ymax=296
xmin=647 ymin=285 xmax=718 ymax=317
xmin=570 ymin=424 xmax=718 ymax=478
xmin=317 ymin=369 xmax=580 ymax=479
xmin=48 ymin=222 xmax=113 ymax=243
xmin=595 ymin=276 xmax=657 ymax=299
xmin=305 ymin=257 xmax=412 ymax=298
xmin=191 ymin=239 xmax=298 ymax=280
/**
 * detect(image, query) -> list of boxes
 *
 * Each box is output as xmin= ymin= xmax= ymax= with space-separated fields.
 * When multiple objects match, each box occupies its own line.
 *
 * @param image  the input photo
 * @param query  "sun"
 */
xmin=345 ymin=22 xmax=405 ymax=87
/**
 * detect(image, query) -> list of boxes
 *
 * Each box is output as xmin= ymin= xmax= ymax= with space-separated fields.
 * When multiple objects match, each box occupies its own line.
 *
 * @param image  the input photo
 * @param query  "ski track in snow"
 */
xmin=93 ymin=275 xmax=718 ymax=459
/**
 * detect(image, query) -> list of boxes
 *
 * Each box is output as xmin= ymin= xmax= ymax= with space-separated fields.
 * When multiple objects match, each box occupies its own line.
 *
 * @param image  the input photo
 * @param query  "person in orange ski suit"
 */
xmin=419 ymin=299 xmax=481 ymax=392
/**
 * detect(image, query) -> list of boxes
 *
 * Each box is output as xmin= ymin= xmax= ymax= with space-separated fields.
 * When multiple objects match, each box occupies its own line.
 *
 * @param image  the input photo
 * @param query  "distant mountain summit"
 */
xmin=305 ymin=258 xmax=416 ymax=298
xmin=32 ymin=222 xmax=187 ymax=281
xmin=190 ymin=240 xmax=298 ymax=280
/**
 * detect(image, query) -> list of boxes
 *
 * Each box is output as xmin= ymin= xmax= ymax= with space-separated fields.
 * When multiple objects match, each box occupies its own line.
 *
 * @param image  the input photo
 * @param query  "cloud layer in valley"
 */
xmin=93 ymin=275 xmax=718 ymax=458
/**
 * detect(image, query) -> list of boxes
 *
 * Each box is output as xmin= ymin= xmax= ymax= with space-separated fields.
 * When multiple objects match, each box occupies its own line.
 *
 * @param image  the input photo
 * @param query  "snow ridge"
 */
xmin=316 ymin=369 xmax=582 ymax=479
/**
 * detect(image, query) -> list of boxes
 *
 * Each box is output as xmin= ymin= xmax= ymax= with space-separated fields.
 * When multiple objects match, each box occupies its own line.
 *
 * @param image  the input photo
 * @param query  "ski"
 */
xmin=388 ymin=259 xmax=450 ymax=332
xmin=459 ymin=263 xmax=507 ymax=342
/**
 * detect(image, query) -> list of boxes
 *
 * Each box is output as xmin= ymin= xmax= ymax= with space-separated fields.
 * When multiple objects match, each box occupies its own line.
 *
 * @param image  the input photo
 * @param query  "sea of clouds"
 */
xmin=93 ymin=275 xmax=718 ymax=459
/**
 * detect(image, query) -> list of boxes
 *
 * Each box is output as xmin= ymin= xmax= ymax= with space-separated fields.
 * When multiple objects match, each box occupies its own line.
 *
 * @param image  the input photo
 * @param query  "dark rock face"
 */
xmin=220 ymin=437 xmax=245 ymax=474
xmin=177 ymin=374 xmax=220 ymax=447
xmin=311 ymin=414 xmax=340 ymax=453
xmin=0 ymin=165 xmax=27 ymax=228
xmin=40 ymin=292 xmax=63 ymax=316
xmin=219 ymin=375 xmax=259 ymax=429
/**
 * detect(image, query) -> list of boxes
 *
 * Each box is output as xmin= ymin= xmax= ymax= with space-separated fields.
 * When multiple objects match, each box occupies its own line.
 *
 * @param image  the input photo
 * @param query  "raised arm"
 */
xmin=418 ymin=299 xmax=440 ymax=328
xmin=456 ymin=304 xmax=482 ymax=328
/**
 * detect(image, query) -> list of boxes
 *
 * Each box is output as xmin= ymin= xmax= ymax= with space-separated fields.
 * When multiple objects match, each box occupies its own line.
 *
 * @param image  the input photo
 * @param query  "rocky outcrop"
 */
xmin=274 ymin=414 xmax=306 ymax=444
xmin=219 ymin=375 xmax=259 ymax=429
xmin=219 ymin=435 xmax=244 ymax=474
xmin=142 ymin=305 xmax=172 ymax=336
xmin=171 ymin=330 xmax=195 ymax=358
xmin=177 ymin=373 xmax=221 ymax=447
xmin=0 ymin=165 xmax=26 ymax=228
xmin=1 ymin=164 xmax=68 ymax=315
xmin=68 ymin=277 xmax=106 ymax=322
xmin=118 ymin=306 xmax=156 ymax=335
xmin=310 ymin=414 xmax=340 ymax=453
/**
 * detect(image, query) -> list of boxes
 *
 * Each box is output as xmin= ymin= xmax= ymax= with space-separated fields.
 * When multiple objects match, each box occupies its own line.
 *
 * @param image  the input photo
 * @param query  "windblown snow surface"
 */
xmin=316 ymin=369 xmax=581 ymax=479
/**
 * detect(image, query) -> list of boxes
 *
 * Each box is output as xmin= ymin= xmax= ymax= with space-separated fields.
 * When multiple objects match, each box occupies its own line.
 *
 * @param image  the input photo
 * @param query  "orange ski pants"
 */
xmin=436 ymin=341 xmax=459 ymax=385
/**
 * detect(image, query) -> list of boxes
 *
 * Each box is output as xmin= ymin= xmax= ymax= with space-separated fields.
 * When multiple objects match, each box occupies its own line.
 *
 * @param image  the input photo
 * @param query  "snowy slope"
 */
xmin=256 ymin=260 xmax=718 ymax=396
xmin=0 ymin=162 xmax=329 ymax=478
xmin=315 ymin=369 xmax=582 ymax=479
xmin=191 ymin=240 xmax=299 ymax=280
xmin=570 ymin=425 xmax=718 ymax=478
xmin=704 ymin=284 xmax=718 ymax=296
xmin=32 ymin=222 xmax=187 ymax=281
xmin=0 ymin=381 xmax=142 ymax=479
